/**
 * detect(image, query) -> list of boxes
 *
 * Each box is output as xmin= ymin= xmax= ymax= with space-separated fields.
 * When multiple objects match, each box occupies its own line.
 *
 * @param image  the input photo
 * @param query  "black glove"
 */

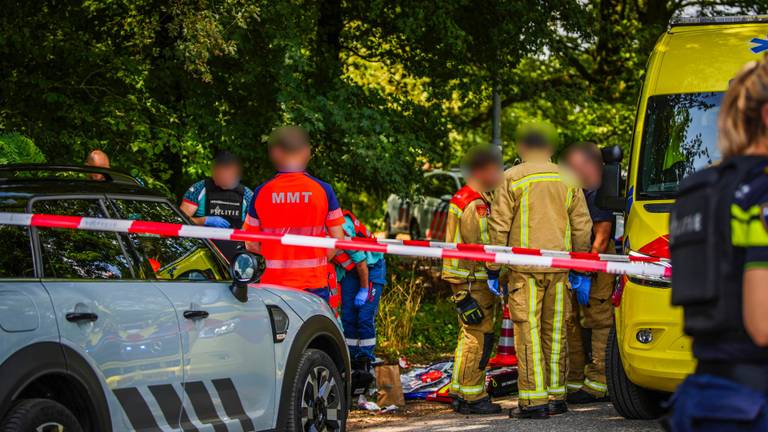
xmin=451 ymin=290 xmax=484 ymax=325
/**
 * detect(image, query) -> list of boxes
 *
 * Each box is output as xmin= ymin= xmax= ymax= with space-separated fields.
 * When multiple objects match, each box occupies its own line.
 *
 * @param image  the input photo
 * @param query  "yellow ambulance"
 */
xmin=598 ymin=16 xmax=768 ymax=419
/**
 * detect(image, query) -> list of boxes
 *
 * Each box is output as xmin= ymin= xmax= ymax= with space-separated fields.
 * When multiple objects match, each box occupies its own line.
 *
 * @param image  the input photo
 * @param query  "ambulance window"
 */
xmin=110 ymin=199 xmax=228 ymax=281
xmin=0 ymin=197 xmax=34 ymax=278
xmin=34 ymin=199 xmax=135 ymax=279
xmin=638 ymin=92 xmax=724 ymax=199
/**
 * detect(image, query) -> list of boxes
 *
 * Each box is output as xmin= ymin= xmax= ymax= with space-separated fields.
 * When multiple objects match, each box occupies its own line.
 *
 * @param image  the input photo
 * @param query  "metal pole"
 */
xmin=491 ymin=84 xmax=502 ymax=150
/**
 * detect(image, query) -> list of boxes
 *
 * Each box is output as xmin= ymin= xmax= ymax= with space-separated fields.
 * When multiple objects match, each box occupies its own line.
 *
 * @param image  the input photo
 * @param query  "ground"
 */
xmin=348 ymin=399 xmax=662 ymax=432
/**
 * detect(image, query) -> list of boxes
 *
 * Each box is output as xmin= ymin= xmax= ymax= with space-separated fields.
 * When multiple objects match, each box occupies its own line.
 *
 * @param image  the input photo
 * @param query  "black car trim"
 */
xmin=212 ymin=378 xmax=256 ymax=431
xmin=112 ymin=387 xmax=161 ymax=430
xmin=0 ymin=342 xmax=112 ymax=432
xmin=276 ymin=315 xmax=350 ymax=430
xmin=184 ymin=381 xmax=228 ymax=432
xmin=148 ymin=384 xmax=200 ymax=432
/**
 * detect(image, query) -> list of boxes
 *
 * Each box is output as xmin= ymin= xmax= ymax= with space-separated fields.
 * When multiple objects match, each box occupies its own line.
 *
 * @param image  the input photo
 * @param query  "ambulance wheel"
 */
xmin=1 ymin=398 xmax=83 ymax=432
xmin=284 ymin=349 xmax=346 ymax=432
xmin=607 ymin=326 xmax=666 ymax=420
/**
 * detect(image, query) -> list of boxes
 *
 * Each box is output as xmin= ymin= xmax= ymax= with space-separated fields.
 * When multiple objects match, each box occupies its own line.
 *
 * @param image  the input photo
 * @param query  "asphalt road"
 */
xmin=349 ymin=400 xmax=663 ymax=432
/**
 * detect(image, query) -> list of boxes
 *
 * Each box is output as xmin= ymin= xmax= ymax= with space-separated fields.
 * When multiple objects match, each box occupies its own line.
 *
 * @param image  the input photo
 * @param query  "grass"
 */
xmin=377 ymin=257 xmax=459 ymax=364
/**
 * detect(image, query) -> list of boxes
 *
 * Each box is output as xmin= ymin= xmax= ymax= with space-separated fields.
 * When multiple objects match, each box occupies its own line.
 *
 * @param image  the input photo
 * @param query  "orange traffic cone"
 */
xmin=488 ymin=303 xmax=517 ymax=367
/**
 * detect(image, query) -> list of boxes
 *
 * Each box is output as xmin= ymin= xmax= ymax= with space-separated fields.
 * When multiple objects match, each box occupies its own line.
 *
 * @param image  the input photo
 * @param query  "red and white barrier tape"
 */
xmin=347 ymin=237 xmax=668 ymax=263
xmin=0 ymin=213 xmax=671 ymax=279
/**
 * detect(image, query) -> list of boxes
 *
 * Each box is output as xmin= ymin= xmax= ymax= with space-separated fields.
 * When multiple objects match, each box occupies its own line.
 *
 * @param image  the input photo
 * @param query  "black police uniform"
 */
xmin=204 ymin=178 xmax=247 ymax=261
xmin=668 ymin=156 xmax=768 ymax=431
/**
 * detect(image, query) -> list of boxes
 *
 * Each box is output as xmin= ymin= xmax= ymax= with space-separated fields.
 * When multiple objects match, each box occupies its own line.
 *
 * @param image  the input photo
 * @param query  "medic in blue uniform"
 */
xmin=332 ymin=211 xmax=386 ymax=363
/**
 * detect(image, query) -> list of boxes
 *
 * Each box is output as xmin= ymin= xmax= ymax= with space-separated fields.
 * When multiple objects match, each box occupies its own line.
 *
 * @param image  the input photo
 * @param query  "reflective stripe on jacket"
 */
xmin=441 ymin=185 xmax=491 ymax=284
xmin=488 ymin=152 xmax=592 ymax=273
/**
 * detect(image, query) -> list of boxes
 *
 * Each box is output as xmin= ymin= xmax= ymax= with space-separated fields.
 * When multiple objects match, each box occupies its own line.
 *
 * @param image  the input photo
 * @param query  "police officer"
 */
xmin=563 ymin=142 xmax=614 ymax=404
xmin=180 ymin=150 xmax=253 ymax=261
xmin=667 ymin=60 xmax=768 ymax=431
xmin=488 ymin=125 xmax=592 ymax=419
xmin=243 ymin=126 xmax=346 ymax=303
xmin=441 ymin=145 xmax=503 ymax=415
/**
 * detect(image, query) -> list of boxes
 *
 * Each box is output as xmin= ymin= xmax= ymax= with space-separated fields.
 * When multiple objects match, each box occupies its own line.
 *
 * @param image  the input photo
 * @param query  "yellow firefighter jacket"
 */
xmin=488 ymin=151 xmax=592 ymax=273
xmin=441 ymin=185 xmax=491 ymax=284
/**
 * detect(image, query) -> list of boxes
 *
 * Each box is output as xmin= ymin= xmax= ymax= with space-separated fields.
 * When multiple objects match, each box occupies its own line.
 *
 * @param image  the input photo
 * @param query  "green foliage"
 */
xmin=0 ymin=133 xmax=46 ymax=165
xmin=0 ymin=0 xmax=756 ymax=219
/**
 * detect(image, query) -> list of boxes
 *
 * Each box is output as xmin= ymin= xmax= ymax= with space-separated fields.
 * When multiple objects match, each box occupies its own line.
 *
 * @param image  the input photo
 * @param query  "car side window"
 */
xmin=110 ymin=199 xmax=228 ymax=282
xmin=424 ymin=174 xmax=456 ymax=198
xmin=33 ymin=199 xmax=135 ymax=279
xmin=0 ymin=198 xmax=34 ymax=278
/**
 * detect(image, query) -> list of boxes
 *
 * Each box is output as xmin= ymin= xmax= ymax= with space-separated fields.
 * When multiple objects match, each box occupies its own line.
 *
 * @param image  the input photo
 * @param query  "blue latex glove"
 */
xmin=569 ymin=272 xmax=592 ymax=305
xmin=486 ymin=270 xmax=501 ymax=297
xmin=204 ymin=216 xmax=231 ymax=228
xmin=354 ymin=287 xmax=370 ymax=307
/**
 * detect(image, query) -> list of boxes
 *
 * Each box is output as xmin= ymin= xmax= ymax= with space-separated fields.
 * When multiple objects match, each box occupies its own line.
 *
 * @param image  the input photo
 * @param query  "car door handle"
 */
xmin=183 ymin=310 xmax=209 ymax=320
xmin=65 ymin=312 xmax=98 ymax=323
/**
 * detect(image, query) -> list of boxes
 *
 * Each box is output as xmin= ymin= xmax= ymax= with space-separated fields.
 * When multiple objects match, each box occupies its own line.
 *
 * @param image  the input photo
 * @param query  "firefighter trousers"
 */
xmin=508 ymin=271 xmax=570 ymax=408
xmin=566 ymin=272 xmax=615 ymax=397
xmin=450 ymin=282 xmax=497 ymax=402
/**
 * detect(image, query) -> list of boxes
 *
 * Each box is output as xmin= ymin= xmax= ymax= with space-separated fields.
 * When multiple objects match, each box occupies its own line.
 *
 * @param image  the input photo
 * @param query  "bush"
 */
xmin=0 ymin=133 xmax=46 ymax=165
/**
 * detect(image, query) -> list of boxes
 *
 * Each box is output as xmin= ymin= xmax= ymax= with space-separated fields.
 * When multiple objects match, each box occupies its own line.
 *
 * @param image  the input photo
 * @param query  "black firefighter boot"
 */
xmin=509 ymin=404 xmax=550 ymax=419
xmin=458 ymin=397 xmax=502 ymax=415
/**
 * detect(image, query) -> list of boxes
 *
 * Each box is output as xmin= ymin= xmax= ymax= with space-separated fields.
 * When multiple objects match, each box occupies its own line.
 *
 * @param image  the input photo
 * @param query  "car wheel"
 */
xmin=409 ymin=220 xmax=421 ymax=240
xmin=284 ymin=349 xmax=346 ymax=432
xmin=607 ymin=326 xmax=667 ymax=420
xmin=0 ymin=399 xmax=83 ymax=432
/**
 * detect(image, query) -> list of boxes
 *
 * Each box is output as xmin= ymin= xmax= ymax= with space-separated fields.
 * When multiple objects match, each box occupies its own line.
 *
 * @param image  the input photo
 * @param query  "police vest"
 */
xmin=670 ymin=156 xmax=767 ymax=342
xmin=204 ymin=179 xmax=245 ymax=229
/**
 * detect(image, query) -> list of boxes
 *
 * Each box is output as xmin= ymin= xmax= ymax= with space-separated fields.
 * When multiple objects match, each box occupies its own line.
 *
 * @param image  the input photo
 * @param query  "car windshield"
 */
xmin=637 ymin=92 xmax=723 ymax=199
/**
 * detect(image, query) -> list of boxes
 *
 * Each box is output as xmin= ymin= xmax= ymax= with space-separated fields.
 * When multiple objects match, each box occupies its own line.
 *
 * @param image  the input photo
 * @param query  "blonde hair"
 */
xmin=718 ymin=57 xmax=768 ymax=158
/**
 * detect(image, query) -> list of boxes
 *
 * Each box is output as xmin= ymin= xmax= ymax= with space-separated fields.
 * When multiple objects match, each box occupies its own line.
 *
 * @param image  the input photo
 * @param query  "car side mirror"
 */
xmin=440 ymin=194 xmax=452 ymax=202
xmin=229 ymin=252 xmax=266 ymax=302
xmin=596 ymin=145 xmax=625 ymax=212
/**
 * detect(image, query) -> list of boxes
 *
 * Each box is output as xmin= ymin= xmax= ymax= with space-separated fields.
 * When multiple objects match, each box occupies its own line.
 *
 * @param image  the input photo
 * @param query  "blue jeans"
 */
xmin=306 ymin=287 xmax=330 ymax=304
xmin=340 ymin=273 xmax=383 ymax=362
xmin=667 ymin=373 xmax=768 ymax=431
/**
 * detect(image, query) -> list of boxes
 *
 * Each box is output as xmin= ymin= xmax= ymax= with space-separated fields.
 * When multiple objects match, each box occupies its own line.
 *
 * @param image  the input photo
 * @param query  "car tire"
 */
xmin=283 ymin=349 xmax=346 ymax=432
xmin=1 ymin=398 xmax=83 ymax=432
xmin=607 ymin=326 xmax=667 ymax=420
xmin=409 ymin=220 xmax=421 ymax=240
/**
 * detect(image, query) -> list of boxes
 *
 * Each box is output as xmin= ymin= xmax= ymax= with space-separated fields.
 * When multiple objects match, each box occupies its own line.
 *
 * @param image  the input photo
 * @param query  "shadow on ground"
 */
xmin=348 ymin=398 xmax=662 ymax=432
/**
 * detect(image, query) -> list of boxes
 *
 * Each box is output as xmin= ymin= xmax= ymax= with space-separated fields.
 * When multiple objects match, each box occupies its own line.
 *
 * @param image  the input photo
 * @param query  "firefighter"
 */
xmin=488 ymin=125 xmax=592 ymax=419
xmin=667 ymin=60 xmax=768 ymax=431
xmin=243 ymin=126 xmax=345 ymax=302
xmin=563 ymin=142 xmax=615 ymax=403
xmin=180 ymin=150 xmax=253 ymax=261
xmin=442 ymin=145 xmax=504 ymax=415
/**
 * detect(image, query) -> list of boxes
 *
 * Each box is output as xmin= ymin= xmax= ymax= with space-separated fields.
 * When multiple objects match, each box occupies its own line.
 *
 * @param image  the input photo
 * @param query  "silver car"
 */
xmin=0 ymin=165 xmax=349 ymax=432
xmin=385 ymin=170 xmax=462 ymax=240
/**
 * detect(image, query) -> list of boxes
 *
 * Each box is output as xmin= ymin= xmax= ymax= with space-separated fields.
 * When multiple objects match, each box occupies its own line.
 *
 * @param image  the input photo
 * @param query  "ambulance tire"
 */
xmin=607 ymin=326 xmax=666 ymax=420
xmin=1 ymin=398 xmax=83 ymax=432
xmin=284 ymin=349 xmax=347 ymax=432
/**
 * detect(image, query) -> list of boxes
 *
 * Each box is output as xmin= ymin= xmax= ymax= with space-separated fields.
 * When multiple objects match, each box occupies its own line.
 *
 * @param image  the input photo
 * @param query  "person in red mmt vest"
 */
xmin=243 ymin=126 xmax=346 ymax=302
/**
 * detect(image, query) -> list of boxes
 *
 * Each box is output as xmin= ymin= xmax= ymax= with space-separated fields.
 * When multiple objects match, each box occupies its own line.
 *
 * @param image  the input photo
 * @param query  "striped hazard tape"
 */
xmin=348 ymin=237 xmax=667 ymax=263
xmin=0 ymin=212 xmax=671 ymax=279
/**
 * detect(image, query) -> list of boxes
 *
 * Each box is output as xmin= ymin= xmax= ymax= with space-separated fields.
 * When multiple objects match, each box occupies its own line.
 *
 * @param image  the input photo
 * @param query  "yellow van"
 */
xmin=598 ymin=16 xmax=768 ymax=419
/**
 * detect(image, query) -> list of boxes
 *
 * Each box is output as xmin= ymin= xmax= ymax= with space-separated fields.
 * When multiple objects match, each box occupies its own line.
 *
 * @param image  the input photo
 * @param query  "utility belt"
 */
xmin=697 ymin=361 xmax=768 ymax=394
